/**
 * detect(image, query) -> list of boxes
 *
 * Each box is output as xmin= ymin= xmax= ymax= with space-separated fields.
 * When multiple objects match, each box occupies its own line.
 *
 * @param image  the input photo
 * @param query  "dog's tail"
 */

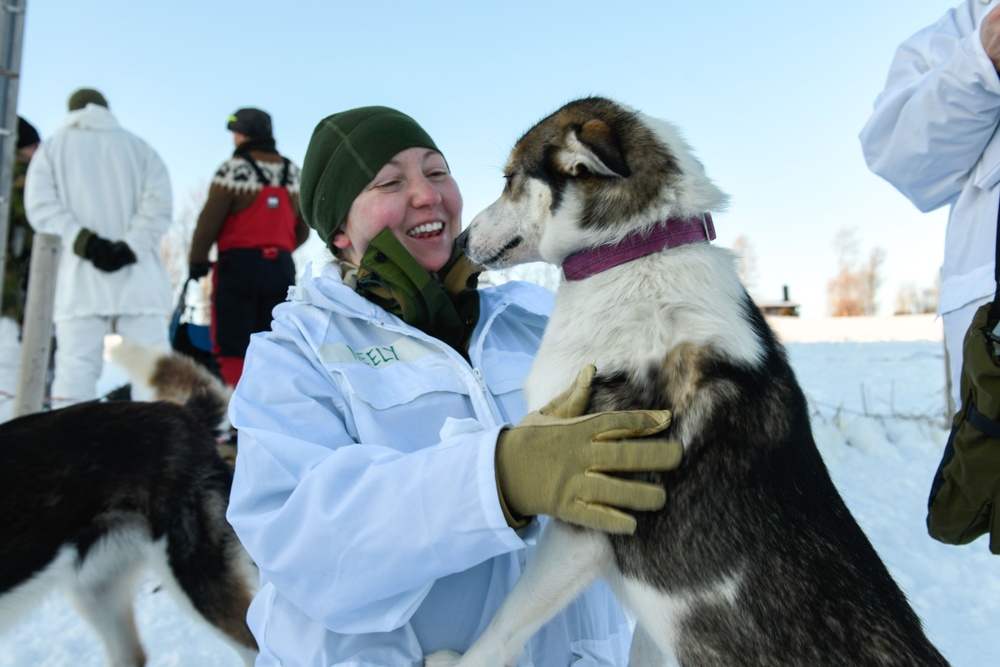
xmin=107 ymin=338 xmax=233 ymax=438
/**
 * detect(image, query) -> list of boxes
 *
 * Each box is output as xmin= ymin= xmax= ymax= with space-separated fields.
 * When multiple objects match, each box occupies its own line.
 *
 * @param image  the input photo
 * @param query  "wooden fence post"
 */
xmin=13 ymin=232 xmax=58 ymax=417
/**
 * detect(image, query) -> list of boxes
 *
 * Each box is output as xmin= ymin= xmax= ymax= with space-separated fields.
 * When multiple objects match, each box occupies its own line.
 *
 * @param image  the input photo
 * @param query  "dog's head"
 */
xmin=462 ymin=96 xmax=728 ymax=269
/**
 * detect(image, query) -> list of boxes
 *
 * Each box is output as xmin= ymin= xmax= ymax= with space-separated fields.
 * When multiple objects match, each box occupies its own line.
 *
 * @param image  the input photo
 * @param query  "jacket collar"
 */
xmin=61 ymin=104 xmax=121 ymax=132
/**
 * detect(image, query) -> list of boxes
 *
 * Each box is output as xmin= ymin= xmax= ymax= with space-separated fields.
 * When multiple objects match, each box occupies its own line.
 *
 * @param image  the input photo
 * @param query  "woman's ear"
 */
xmin=331 ymin=228 xmax=352 ymax=251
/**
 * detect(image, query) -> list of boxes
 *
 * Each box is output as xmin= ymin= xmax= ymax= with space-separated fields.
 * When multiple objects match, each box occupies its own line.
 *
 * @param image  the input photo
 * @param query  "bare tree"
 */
xmin=926 ymin=272 xmax=941 ymax=313
xmin=894 ymin=282 xmax=919 ymax=315
xmin=827 ymin=228 xmax=885 ymax=316
xmin=894 ymin=274 xmax=940 ymax=315
xmin=859 ymin=246 xmax=886 ymax=316
xmin=160 ymin=182 xmax=208 ymax=296
xmin=730 ymin=234 xmax=759 ymax=296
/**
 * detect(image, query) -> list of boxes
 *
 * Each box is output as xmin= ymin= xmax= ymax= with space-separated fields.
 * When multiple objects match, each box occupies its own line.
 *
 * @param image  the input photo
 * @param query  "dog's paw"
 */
xmin=424 ymin=650 xmax=463 ymax=667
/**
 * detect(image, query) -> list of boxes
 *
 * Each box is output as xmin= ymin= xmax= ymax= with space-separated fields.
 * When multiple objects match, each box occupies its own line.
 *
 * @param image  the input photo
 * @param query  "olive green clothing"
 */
xmin=299 ymin=107 xmax=439 ymax=246
xmin=2 ymin=156 xmax=33 ymax=323
xmin=354 ymin=228 xmax=480 ymax=359
xmin=928 ymin=301 xmax=1000 ymax=554
xmin=67 ymin=88 xmax=108 ymax=111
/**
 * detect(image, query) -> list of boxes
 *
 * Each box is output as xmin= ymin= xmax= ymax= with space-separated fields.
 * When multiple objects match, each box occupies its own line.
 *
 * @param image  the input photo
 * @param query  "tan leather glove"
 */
xmin=496 ymin=365 xmax=681 ymax=534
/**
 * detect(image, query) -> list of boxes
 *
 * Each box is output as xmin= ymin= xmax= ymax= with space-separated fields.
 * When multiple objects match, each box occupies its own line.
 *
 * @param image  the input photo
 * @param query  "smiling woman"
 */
xmin=221 ymin=105 xmax=683 ymax=667
xmin=334 ymin=146 xmax=462 ymax=274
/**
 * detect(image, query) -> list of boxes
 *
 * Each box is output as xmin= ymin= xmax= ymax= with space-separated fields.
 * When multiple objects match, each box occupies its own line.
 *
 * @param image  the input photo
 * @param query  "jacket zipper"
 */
xmin=472 ymin=366 xmax=488 ymax=394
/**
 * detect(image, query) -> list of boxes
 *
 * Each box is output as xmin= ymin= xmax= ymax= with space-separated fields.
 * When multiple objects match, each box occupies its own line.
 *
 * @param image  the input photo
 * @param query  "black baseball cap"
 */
xmin=227 ymin=107 xmax=272 ymax=140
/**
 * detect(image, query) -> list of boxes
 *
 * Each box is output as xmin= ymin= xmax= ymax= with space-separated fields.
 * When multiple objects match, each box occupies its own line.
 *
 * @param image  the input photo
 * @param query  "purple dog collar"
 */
xmin=562 ymin=213 xmax=716 ymax=281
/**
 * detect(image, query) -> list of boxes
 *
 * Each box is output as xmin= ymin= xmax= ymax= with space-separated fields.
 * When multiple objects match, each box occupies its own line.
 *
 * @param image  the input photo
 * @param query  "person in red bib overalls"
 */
xmin=189 ymin=108 xmax=310 ymax=387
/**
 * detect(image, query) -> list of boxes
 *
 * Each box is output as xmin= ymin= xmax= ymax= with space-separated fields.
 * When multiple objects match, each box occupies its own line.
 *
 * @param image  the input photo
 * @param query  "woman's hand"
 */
xmin=495 ymin=365 xmax=682 ymax=534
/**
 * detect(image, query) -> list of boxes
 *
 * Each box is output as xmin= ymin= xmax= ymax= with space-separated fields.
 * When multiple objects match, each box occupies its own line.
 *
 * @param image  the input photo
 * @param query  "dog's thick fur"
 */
xmin=426 ymin=97 xmax=949 ymax=666
xmin=0 ymin=341 xmax=257 ymax=667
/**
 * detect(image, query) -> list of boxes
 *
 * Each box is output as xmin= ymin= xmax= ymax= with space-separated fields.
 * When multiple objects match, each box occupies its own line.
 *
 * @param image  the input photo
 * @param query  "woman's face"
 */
xmin=333 ymin=147 xmax=463 ymax=274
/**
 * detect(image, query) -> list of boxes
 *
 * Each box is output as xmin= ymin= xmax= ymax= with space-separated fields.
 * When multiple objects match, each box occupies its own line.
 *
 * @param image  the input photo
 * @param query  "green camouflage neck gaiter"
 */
xmin=355 ymin=228 xmax=482 ymax=358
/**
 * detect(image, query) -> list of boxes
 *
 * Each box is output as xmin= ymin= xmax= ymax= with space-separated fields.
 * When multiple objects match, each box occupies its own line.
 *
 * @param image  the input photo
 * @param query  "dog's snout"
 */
xmin=456 ymin=228 xmax=470 ymax=250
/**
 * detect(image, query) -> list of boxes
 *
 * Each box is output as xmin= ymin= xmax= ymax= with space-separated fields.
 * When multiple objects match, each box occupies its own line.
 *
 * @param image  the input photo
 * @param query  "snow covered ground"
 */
xmin=1 ymin=315 xmax=997 ymax=666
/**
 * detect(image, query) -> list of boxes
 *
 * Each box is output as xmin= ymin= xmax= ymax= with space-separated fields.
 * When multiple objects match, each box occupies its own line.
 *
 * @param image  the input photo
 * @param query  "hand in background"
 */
xmin=188 ymin=261 xmax=212 ymax=280
xmin=981 ymin=6 xmax=1000 ymax=72
xmin=73 ymin=228 xmax=137 ymax=272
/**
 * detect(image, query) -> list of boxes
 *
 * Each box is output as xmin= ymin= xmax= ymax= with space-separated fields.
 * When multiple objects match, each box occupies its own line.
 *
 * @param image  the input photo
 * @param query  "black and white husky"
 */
xmin=426 ymin=97 xmax=949 ymax=667
xmin=0 ymin=341 xmax=257 ymax=667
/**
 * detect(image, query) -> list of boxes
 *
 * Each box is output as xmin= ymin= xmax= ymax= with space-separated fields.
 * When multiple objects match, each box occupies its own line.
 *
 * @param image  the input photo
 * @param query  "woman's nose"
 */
xmin=409 ymin=176 xmax=442 ymax=207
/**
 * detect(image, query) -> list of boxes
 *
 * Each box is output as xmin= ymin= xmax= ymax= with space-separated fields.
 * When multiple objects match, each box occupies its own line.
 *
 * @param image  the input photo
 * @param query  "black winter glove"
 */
xmin=73 ymin=228 xmax=137 ymax=272
xmin=188 ymin=261 xmax=212 ymax=280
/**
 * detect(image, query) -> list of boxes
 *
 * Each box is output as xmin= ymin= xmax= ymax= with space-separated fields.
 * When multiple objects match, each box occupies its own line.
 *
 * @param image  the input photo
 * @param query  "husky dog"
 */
xmin=0 ymin=341 xmax=257 ymax=667
xmin=426 ymin=97 xmax=948 ymax=666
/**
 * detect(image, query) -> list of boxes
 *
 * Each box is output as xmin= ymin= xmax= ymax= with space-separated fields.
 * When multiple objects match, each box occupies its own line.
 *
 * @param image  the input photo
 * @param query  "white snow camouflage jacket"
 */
xmin=860 ymin=0 xmax=1000 ymax=315
xmin=226 ymin=262 xmax=632 ymax=667
xmin=24 ymin=103 xmax=173 ymax=320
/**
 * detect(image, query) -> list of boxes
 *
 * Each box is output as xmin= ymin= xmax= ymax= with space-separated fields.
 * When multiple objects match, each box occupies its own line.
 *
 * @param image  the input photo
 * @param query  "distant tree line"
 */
xmin=827 ymin=228 xmax=885 ymax=316
xmin=730 ymin=228 xmax=938 ymax=317
xmin=893 ymin=277 xmax=940 ymax=315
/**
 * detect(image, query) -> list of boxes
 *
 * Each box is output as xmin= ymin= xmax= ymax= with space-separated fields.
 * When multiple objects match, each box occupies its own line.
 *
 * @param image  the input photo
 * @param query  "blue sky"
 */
xmin=16 ymin=0 xmax=957 ymax=317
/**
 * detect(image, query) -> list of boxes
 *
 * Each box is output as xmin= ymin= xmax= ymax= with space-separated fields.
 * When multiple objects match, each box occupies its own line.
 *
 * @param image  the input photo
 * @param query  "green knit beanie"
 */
xmin=300 ymin=106 xmax=440 ymax=247
xmin=68 ymin=88 xmax=108 ymax=111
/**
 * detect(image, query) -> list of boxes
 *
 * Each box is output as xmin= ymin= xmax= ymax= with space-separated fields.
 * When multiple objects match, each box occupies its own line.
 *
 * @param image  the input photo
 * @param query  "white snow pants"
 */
xmin=52 ymin=314 xmax=170 ymax=407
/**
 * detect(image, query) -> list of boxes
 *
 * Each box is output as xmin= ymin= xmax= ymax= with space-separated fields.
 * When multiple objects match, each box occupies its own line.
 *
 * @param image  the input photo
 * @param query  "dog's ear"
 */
xmin=557 ymin=120 xmax=631 ymax=179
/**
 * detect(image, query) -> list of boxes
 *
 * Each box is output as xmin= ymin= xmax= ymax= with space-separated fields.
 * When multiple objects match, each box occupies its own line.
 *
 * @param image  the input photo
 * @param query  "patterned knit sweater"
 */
xmin=189 ymin=149 xmax=310 ymax=264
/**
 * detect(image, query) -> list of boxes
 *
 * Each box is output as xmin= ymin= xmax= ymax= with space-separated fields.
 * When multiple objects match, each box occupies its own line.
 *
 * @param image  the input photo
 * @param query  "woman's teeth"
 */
xmin=407 ymin=222 xmax=445 ymax=238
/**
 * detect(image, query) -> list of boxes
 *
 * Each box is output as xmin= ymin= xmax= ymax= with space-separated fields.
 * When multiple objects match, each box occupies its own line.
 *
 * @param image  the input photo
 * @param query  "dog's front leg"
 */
xmin=425 ymin=520 xmax=611 ymax=667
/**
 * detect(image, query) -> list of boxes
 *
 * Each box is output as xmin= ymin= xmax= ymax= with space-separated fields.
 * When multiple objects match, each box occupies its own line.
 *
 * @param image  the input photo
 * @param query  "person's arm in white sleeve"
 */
xmin=122 ymin=147 xmax=172 ymax=254
xmin=23 ymin=144 xmax=84 ymax=242
xmin=225 ymin=322 xmax=525 ymax=635
xmin=860 ymin=7 xmax=1000 ymax=211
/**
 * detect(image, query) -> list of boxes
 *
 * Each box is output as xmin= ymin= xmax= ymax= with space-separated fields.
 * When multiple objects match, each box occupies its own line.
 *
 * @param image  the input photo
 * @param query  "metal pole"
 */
xmin=13 ymin=232 xmax=57 ymax=417
xmin=0 ymin=0 xmax=28 ymax=304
